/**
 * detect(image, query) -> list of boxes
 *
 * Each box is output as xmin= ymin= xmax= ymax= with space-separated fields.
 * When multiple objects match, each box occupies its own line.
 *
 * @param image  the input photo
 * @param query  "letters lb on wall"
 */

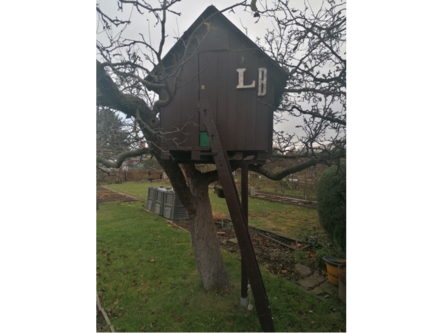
xmin=236 ymin=68 xmax=267 ymax=96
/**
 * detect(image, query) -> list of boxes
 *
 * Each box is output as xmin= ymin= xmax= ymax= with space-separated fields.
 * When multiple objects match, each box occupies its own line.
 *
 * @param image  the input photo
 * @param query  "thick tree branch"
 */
xmin=250 ymin=149 xmax=346 ymax=180
xmin=250 ymin=159 xmax=317 ymax=180
xmin=97 ymin=165 xmax=113 ymax=175
xmin=96 ymin=60 xmax=160 ymax=132
xmin=97 ymin=148 xmax=151 ymax=169
xmin=98 ymin=61 xmax=166 ymax=90
xmin=201 ymin=169 xmax=219 ymax=185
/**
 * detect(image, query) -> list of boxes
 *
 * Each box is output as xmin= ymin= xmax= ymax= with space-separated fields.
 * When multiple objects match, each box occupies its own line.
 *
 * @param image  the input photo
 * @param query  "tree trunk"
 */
xmin=187 ymin=175 xmax=232 ymax=292
xmin=157 ymin=159 xmax=231 ymax=292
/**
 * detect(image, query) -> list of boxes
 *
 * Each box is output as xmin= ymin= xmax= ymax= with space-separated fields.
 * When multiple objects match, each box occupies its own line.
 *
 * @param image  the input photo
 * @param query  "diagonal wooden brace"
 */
xmin=199 ymin=99 xmax=275 ymax=332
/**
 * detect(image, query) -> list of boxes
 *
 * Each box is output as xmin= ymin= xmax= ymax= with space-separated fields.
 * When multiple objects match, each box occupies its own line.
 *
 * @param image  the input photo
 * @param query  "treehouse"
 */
xmin=147 ymin=5 xmax=288 ymax=164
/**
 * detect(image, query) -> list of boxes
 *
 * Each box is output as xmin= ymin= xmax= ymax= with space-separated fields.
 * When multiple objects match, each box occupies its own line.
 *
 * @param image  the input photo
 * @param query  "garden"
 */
xmin=97 ymin=170 xmax=346 ymax=332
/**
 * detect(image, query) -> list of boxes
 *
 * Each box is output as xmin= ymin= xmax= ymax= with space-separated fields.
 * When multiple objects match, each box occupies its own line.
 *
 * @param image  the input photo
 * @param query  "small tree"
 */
xmin=316 ymin=160 xmax=346 ymax=250
xmin=96 ymin=106 xmax=135 ymax=180
xmin=96 ymin=107 xmax=133 ymax=160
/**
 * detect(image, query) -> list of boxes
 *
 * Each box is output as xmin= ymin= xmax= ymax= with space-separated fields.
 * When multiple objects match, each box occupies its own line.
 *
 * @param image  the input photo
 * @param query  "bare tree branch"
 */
xmin=250 ymin=149 xmax=346 ymax=181
xmin=97 ymin=147 xmax=151 ymax=169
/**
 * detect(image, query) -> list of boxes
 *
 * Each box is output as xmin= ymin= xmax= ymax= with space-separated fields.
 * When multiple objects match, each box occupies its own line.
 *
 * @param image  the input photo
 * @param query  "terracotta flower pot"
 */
xmin=338 ymin=263 xmax=346 ymax=303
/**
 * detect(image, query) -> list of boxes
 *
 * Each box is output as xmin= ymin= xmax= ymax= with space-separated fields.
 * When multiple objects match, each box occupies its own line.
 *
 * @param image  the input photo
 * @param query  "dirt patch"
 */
xmin=172 ymin=220 xmax=324 ymax=286
xmin=97 ymin=305 xmax=111 ymax=332
xmin=97 ymin=186 xmax=139 ymax=203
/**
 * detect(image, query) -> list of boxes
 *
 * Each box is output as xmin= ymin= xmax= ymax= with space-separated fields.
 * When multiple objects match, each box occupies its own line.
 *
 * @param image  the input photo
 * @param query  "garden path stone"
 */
xmin=319 ymin=281 xmax=338 ymax=295
xmin=297 ymin=276 xmax=325 ymax=289
xmin=310 ymin=287 xmax=324 ymax=295
xmin=295 ymin=264 xmax=312 ymax=277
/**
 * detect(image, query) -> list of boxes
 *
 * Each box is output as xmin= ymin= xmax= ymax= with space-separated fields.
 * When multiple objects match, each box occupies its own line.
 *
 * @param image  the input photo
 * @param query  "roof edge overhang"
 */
xmin=144 ymin=5 xmax=288 ymax=95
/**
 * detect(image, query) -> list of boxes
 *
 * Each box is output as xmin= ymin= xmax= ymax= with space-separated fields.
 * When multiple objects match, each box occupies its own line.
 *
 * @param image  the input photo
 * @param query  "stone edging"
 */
xmin=141 ymin=207 xmax=333 ymax=298
xmin=97 ymin=293 xmax=115 ymax=332
xmin=142 ymin=208 xmax=307 ymax=249
xmin=255 ymin=190 xmax=318 ymax=203
xmin=101 ymin=186 xmax=140 ymax=201
xmin=208 ymin=186 xmax=317 ymax=209
xmin=252 ymin=194 xmax=317 ymax=209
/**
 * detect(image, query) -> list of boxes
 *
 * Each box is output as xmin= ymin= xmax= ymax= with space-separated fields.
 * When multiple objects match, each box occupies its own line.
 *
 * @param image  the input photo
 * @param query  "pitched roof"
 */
xmin=145 ymin=5 xmax=288 ymax=90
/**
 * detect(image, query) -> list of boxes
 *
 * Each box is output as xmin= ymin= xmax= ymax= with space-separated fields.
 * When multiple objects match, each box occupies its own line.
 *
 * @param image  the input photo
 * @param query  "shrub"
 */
xmin=316 ymin=161 xmax=346 ymax=250
xmin=296 ymin=250 xmax=307 ymax=260
xmin=314 ymin=248 xmax=330 ymax=270
xmin=303 ymin=227 xmax=324 ymax=250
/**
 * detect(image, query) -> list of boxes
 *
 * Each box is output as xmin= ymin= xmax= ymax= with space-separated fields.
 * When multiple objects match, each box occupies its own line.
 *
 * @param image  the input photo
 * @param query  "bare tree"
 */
xmin=96 ymin=0 xmax=346 ymax=292
xmin=97 ymin=107 xmax=131 ymax=159
xmin=250 ymin=0 xmax=346 ymax=176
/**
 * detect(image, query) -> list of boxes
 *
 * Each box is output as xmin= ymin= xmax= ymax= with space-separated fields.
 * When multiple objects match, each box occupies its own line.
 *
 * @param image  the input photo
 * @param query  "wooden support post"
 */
xmin=199 ymin=99 xmax=274 ymax=332
xmin=241 ymin=163 xmax=249 ymax=299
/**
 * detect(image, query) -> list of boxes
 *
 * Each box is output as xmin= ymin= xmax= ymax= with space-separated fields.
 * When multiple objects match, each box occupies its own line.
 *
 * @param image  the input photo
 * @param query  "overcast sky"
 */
xmin=96 ymin=0 xmax=327 ymax=144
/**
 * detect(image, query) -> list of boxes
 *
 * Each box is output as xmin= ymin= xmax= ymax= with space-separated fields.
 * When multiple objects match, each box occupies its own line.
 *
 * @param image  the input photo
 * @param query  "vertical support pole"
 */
xmin=241 ymin=163 xmax=249 ymax=303
xmin=199 ymin=100 xmax=274 ymax=332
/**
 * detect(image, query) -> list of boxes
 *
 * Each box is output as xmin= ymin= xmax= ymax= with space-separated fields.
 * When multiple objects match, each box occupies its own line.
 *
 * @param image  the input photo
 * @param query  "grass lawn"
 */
xmin=97 ymin=201 xmax=346 ymax=332
xmin=105 ymin=182 xmax=322 ymax=240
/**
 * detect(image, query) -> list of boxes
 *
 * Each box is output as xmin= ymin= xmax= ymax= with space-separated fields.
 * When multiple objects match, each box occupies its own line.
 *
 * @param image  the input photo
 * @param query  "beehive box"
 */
xmin=163 ymin=191 xmax=188 ymax=221
xmin=153 ymin=188 xmax=172 ymax=216
xmin=146 ymin=186 xmax=160 ymax=211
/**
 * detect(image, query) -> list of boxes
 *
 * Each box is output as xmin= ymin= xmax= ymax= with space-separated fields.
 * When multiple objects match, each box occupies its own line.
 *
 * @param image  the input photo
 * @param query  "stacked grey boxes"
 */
xmin=153 ymin=187 xmax=172 ymax=216
xmin=146 ymin=186 xmax=160 ymax=211
xmin=163 ymin=191 xmax=188 ymax=221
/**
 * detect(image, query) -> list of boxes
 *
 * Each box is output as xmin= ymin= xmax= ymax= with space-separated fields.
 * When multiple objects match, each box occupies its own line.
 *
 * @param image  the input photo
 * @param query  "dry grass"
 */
xmin=212 ymin=211 xmax=228 ymax=221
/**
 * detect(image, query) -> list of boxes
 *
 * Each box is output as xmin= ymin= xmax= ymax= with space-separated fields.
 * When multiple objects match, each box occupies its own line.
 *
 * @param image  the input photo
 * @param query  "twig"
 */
xmin=294 ymin=229 xmax=299 ymax=252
